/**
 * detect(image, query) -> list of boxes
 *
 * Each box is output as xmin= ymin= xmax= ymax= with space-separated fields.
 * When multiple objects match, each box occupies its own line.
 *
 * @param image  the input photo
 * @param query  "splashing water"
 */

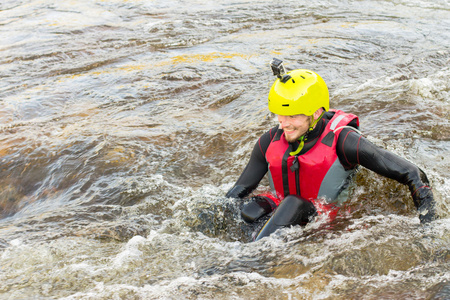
xmin=0 ymin=0 xmax=449 ymax=299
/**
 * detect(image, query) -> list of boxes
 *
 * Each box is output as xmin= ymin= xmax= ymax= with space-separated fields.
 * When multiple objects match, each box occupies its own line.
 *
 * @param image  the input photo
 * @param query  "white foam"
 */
xmin=112 ymin=235 xmax=147 ymax=268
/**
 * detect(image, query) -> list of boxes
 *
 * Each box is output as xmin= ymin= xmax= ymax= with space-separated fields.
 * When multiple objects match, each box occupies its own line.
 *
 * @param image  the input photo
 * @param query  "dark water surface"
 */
xmin=0 ymin=0 xmax=449 ymax=299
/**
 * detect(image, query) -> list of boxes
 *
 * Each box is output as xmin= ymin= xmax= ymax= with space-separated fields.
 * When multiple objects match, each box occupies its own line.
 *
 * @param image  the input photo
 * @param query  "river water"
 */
xmin=0 ymin=0 xmax=449 ymax=299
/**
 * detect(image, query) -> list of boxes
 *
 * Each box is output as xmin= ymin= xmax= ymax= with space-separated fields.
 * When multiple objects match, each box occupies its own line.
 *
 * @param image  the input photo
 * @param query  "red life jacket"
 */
xmin=265 ymin=110 xmax=359 ymax=216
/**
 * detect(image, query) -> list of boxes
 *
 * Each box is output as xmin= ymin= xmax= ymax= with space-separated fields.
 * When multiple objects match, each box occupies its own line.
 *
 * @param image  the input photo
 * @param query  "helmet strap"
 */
xmin=289 ymin=111 xmax=325 ymax=156
xmin=309 ymin=111 xmax=326 ymax=130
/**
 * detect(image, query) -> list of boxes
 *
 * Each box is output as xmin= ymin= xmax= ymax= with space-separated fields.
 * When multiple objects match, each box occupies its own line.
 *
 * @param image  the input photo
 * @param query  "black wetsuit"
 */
xmin=227 ymin=111 xmax=436 ymax=223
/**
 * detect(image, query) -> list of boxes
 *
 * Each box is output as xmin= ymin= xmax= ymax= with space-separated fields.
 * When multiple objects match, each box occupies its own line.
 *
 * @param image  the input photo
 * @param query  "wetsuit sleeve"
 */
xmin=226 ymin=126 xmax=277 ymax=199
xmin=337 ymin=129 xmax=437 ymax=223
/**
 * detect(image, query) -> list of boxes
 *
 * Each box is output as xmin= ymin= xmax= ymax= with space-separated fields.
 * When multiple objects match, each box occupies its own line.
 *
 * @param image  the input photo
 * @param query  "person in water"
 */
xmin=226 ymin=58 xmax=437 ymax=240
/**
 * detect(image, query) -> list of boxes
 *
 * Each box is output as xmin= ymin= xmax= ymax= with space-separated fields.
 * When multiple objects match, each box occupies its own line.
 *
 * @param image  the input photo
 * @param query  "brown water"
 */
xmin=0 ymin=0 xmax=449 ymax=299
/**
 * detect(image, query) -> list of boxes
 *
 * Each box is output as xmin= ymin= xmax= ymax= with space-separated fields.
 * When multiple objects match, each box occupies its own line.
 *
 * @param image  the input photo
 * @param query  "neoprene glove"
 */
xmin=414 ymin=187 xmax=437 ymax=224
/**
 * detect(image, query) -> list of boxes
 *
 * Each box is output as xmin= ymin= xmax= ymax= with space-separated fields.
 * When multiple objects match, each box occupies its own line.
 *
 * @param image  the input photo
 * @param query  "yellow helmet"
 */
xmin=268 ymin=69 xmax=329 ymax=116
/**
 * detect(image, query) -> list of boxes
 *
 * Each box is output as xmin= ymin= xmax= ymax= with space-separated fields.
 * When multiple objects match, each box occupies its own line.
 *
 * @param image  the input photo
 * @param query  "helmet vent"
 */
xmin=300 ymin=76 xmax=305 ymax=79
xmin=282 ymin=104 xmax=289 ymax=107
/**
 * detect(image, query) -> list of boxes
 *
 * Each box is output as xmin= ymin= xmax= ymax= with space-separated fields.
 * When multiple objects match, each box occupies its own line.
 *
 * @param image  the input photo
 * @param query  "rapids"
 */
xmin=0 ymin=0 xmax=449 ymax=299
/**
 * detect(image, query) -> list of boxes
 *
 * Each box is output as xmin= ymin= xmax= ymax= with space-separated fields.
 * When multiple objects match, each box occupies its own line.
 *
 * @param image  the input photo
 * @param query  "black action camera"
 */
xmin=270 ymin=58 xmax=291 ymax=83
xmin=270 ymin=58 xmax=286 ymax=78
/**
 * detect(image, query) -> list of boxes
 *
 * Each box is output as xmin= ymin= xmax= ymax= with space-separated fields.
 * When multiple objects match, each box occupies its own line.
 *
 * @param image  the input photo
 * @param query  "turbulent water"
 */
xmin=1 ymin=0 xmax=449 ymax=299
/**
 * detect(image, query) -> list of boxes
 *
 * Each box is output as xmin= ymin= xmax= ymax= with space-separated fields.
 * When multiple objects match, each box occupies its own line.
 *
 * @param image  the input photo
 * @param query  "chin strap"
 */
xmin=289 ymin=111 xmax=325 ymax=156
